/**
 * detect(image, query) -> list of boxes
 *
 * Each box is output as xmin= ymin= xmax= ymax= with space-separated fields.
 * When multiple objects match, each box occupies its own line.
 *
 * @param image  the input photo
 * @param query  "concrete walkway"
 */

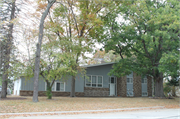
xmin=0 ymin=106 xmax=165 ymax=116
xmin=10 ymin=108 xmax=180 ymax=119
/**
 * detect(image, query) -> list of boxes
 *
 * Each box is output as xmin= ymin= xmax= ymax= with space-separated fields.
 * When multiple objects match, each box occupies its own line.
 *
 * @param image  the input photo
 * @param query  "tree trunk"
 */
xmin=33 ymin=0 xmax=56 ymax=102
xmin=70 ymin=76 xmax=76 ymax=97
xmin=1 ymin=0 xmax=16 ymax=98
xmin=155 ymin=74 xmax=165 ymax=97
xmin=1 ymin=74 xmax=8 ymax=98
xmin=0 ymin=41 xmax=2 ymax=72
xmin=172 ymin=86 xmax=176 ymax=97
xmin=46 ymin=81 xmax=52 ymax=99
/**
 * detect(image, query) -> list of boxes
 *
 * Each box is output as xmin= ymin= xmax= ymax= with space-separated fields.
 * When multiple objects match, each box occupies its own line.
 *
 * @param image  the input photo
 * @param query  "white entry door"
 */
xmin=110 ymin=83 xmax=115 ymax=96
xmin=109 ymin=77 xmax=116 ymax=96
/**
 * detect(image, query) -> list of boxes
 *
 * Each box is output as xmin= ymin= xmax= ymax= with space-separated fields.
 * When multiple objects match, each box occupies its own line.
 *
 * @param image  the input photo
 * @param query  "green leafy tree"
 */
xmin=159 ymin=52 xmax=179 ymax=82
xmin=33 ymin=0 xmax=56 ymax=102
xmin=39 ymin=41 xmax=86 ymax=99
xmin=45 ymin=0 xmax=112 ymax=97
xmin=0 ymin=77 xmax=1 ymax=86
xmin=0 ymin=0 xmax=16 ymax=98
xmin=100 ymin=0 xmax=180 ymax=97
xmin=159 ymin=52 xmax=179 ymax=97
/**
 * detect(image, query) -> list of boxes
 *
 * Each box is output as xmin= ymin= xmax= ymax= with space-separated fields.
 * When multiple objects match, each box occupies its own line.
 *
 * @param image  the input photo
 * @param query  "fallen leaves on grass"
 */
xmin=0 ymin=96 xmax=179 ymax=114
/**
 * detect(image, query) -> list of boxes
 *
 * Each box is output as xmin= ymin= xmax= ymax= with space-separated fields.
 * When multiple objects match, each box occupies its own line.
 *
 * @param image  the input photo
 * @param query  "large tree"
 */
xmin=40 ymin=41 xmax=81 ymax=99
xmin=33 ymin=0 xmax=56 ymax=102
xmin=88 ymin=50 xmax=121 ymax=64
xmin=0 ymin=0 xmax=16 ymax=98
xmin=100 ymin=0 xmax=180 ymax=97
xmin=159 ymin=51 xmax=179 ymax=96
xmin=45 ymin=0 xmax=112 ymax=97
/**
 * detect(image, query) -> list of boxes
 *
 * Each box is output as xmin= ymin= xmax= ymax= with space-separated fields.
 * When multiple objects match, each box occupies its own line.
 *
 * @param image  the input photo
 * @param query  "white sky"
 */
xmin=15 ymin=1 xmax=105 ymax=64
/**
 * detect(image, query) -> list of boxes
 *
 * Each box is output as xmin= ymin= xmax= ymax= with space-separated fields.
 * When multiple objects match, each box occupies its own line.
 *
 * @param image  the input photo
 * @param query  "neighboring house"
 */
xmin=14 ymin=62 xmax=152 ymax=97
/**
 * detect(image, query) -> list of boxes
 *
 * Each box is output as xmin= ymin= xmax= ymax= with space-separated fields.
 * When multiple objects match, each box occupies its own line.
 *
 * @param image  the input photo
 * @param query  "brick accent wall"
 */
xmin=84 ymin=87 xmax=109 ymax=96
xmin=20 ymin=90 xmax=45 ymax=96
xmin=133 ymin=73 xmax=142 ymax=97
xmin=147 ymin=76 xmax=152 ymax=96
xmin=52 ymin=92 xmax=70 ymax=96
xmin=20 ymin=90 xmax=84 ymax=97
xmin=117 ymin=76 xmax=127 ymax=97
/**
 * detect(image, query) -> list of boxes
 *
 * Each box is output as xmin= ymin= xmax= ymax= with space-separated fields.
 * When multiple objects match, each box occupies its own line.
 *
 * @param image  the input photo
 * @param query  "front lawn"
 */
xmin=0 ymin=96 xmax=179 ymax=113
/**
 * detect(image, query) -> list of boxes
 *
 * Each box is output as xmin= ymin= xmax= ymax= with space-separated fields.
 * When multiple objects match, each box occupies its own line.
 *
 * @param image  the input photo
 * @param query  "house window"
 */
xmin=85 ymin=76 xmax=91 ymax=87
xmin=45 ymin=82 xmax=65 ymax=91
xmin=45 ymin=82 xmax=55 ymax=91
xmin=142 ymin=92 xmax=148 ymax=96
xmin=109 ymin=77 xmax=116 ymax=84
xmin=55 ymin=82 xmax=65 ymax=91
xmin=127 ymin=77 xmax=133 ymax=83
xmin=92 ymin=76 xmax=96 ymax=87
xmin=98 ymin=76 xmax=102 ymax=87
xmin=142 ymin=78 xmax=147 ymax=84
xmin=85 ymin=75 xmax=103 ymax=87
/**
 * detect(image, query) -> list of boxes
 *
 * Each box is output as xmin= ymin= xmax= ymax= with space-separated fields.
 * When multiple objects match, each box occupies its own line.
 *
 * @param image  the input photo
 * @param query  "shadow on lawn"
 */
xmin=0 ymin=96 xmax=27 ymax=100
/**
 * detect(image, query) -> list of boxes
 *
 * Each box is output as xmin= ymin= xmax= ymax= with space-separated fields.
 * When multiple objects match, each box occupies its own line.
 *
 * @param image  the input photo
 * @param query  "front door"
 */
xmin=110 ymin=83 xmax=115 ymax=96
xmin=109 ymin=77 xmax=116 ymax=96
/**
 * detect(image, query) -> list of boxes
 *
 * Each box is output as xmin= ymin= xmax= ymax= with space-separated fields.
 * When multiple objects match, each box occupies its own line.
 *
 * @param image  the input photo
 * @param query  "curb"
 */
xmin=0 ymin=106 xmax=165 ymax=116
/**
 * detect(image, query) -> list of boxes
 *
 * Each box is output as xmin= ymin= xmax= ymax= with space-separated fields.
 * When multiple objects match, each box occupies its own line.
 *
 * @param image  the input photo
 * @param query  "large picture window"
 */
xmin=85 ymin=75 xmax=103 ymax=87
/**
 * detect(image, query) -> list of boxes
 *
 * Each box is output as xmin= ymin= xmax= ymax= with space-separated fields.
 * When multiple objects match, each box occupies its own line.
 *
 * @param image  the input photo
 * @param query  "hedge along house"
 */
xmin=14 ymin=62 xmax=152 ymax=97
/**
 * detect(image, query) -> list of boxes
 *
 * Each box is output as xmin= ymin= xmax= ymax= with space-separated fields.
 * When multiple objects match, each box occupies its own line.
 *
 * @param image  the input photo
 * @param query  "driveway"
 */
xmin=10 ymin=108 xmax=180 ymax=119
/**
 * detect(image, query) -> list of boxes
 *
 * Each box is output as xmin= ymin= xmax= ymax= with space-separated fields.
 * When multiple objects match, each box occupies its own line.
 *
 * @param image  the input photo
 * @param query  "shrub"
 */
xmin=46 ymin=87 xmax=52 ymax=99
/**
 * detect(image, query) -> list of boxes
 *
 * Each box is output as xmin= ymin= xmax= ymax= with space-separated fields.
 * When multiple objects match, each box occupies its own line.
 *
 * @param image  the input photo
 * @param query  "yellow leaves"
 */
xmin=36 ymin=3 xmax=48 ymax=12
xmin=87 ymin=14 xmax=95 ymax=20
xmin=37 ymin=0 xmax=47 ymax=3
xmin=0 ymin=96 xmax=179 ymax=116
xmin=31 ymin=12 xmax=41 ymax=19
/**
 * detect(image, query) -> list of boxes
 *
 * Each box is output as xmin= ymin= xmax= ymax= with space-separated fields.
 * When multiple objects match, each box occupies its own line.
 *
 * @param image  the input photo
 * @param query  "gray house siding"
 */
xmin=85 ymin=64 xmax=114 ymax=88
xmin=20 ymin=77 xmax=45 ymax=91
xmin=65 ymin=73 xmax=84 ymax=92
xmin=17 ymin=63 xmax=152 ymax=97
xmin=83 ymin=63 xmax=115 ymax=96
xmin=20 ymin=74 xmax=84 ymax=93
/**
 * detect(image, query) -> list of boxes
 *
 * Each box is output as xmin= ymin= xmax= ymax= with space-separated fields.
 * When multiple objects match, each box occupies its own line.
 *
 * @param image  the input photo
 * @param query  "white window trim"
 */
xmin=85 ymin=75 xmax=103 ymax=88
xmin=55 ymin=81 xmax=65 ymax=92
xmin=127 ymin=77 xmax=133 ymax=84
xmin=127 ymin=89 xmax=134 ymax=97
xmin=45 ymin=81 xmax=65 ymax=92
xmin=126 ymin=75 xmax=134 ymax=97
xmin=85 ymin=75 xmax=91 ymax=87
xmin=109 ymin=76 xmax=117 ymax=84
xmin=45 ymin=82 xmax=55 ymax=91
xmin=142 ymin=91 xmax=148 ymax=96
xmin=142 ymin=78 xmax=147 ymax=84
xmin=109 ymin=76 xmax=117 ymax=96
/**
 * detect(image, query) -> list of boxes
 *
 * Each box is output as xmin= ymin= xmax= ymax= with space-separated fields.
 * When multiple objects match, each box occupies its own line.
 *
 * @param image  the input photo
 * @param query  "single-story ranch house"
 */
xmin=14 ymin=62 xmax=152 ymax=97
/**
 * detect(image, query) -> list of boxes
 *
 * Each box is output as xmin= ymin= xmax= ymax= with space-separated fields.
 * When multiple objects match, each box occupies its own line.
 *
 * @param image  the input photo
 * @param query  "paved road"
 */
xmin=10 ymin=108 xmax=180 ymax=119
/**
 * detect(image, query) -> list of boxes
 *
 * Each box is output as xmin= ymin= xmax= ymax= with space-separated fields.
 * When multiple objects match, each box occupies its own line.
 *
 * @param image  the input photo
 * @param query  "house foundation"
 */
xmin=84 ymin=87 xmax=109 ymax=96
xmin=20 ymin=90 xmax=84 ymax=97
